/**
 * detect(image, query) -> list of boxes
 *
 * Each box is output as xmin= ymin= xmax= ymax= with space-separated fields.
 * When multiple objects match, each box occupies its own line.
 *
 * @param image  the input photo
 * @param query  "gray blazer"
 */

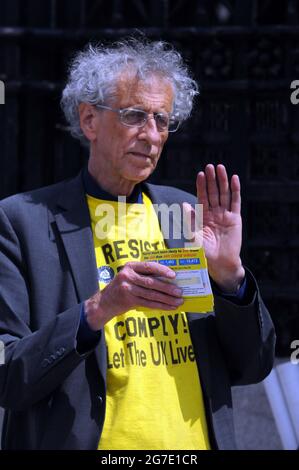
xmin=0 ymin=172 xmax=275 ymax=449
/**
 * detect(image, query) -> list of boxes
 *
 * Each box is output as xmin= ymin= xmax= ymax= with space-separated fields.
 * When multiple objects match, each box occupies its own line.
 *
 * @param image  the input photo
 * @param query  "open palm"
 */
xmin=185 ymin=164 xmax=245 ymax=292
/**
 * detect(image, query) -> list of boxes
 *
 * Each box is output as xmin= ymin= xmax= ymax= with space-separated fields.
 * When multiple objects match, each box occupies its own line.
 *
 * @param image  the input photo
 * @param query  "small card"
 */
xmin=140 ymin=247 xmax=214 ymax=313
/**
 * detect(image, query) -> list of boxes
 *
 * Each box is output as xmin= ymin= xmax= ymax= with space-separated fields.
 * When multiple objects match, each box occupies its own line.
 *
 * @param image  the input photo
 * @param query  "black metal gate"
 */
xmin=0 ymin=0 xmax=298 ymax=355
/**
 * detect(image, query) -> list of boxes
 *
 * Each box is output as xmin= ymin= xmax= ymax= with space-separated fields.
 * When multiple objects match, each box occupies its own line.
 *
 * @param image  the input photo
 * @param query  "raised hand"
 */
xmin=184 ymin=164 xmax=245 ymax=293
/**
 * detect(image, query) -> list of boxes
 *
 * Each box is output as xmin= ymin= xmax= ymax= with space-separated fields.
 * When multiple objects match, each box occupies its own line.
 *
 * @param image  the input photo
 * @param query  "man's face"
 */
xmin=87 ymin=75 xmax=174 ymax=189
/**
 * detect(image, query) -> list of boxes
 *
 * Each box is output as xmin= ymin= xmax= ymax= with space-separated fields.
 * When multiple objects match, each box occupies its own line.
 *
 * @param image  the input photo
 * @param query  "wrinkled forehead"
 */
xmin=109 ymin=69 xmax=175 ymax=109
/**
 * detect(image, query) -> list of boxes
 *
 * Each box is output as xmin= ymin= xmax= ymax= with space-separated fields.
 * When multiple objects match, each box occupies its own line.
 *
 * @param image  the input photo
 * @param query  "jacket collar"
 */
xmin=53 ymin=172 xmax=99 ymax=303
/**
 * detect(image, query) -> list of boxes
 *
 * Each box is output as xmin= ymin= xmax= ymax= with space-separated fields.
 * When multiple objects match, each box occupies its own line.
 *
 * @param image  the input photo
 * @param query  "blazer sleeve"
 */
xmin=0 ymin=206 xmax=98 ymax=411
xmin=213 ymin=267 xmax=276 ymax=386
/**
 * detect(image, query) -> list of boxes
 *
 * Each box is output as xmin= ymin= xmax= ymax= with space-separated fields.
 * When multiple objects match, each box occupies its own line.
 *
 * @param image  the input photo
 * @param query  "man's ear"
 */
xmin=79 ymin=103 xmax=98 ymax=142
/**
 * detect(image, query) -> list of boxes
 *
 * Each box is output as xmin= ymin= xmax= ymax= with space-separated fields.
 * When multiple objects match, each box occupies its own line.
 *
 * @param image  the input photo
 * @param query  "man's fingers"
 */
xmin=134 ymin=273 xmax=183 ymax=297
xmin=216 ymin=164 xmax=230 ymax=210
xmin=205 ymin=164 xmax=220 ymax=208
xmin=125 ymin=284 xmax=184 ymax=308
xmin=196 ymin=171 xmax=209 ymax=212
xmin=197 ymin=164 xmax=241 ymax=213
xmin=126 ymin=261 xmax=176 ymax=279
xmin=230 ymin=174 xmax=241 ymax=214
xmin=135 ymin=297 xmax=182 ymax=311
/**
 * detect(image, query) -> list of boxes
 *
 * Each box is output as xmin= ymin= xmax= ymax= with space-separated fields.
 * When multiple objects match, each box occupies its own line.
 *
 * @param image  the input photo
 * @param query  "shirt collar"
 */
xmin=82 ymin=166 xmax=143 ymax=203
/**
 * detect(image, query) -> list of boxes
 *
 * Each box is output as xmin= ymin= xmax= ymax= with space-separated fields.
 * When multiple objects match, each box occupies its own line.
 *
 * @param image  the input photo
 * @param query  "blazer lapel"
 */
xmin=52 ymin=173 xmax=106 ymax=376
xmin=53 ymin=174 xmax=99 ymax=301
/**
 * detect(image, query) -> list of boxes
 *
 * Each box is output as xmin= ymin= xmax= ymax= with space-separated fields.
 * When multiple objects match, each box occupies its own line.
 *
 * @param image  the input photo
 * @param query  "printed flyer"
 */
xmin=140 ymin=247 xmax=214 ymax=313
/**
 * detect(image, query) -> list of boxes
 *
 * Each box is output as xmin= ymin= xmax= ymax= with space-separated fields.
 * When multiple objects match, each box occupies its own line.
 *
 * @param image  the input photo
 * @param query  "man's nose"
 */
xmin=138 ymin=116 xmax=163 ymax=145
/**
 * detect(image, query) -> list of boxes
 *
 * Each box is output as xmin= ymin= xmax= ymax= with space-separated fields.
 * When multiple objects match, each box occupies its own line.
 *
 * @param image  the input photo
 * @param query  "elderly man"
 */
xmin=0 ymin=39 xmax=275 ymax=450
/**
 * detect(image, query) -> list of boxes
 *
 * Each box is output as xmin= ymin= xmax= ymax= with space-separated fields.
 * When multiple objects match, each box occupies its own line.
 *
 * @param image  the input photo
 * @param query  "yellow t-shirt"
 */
xmin=86 ymin=192 xmax=210 ymax=450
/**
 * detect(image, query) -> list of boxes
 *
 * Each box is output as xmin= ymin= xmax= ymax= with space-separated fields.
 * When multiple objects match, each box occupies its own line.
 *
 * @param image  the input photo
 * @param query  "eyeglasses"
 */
xmin=95 ymin=104 xmax=180 ymax=133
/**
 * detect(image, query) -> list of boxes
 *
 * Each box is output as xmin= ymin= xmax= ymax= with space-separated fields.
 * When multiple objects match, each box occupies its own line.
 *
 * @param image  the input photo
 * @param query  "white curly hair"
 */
xmin=61 ymin=38 xmax=199 ymax=145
